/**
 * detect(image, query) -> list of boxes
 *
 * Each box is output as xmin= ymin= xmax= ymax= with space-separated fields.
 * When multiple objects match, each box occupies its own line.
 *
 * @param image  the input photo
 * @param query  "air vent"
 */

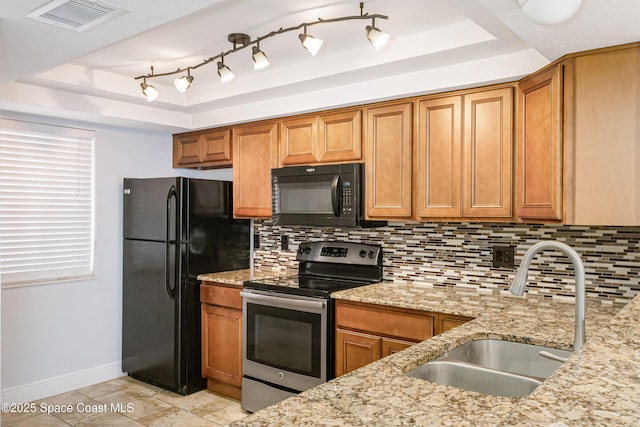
xmin=27 ymin=0 xmax=129 ymax=32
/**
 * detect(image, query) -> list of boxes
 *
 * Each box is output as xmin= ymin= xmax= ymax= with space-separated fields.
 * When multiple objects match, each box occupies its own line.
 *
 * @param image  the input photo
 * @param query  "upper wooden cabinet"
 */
xmin=279 ymin=109 xmax=362 ymax=166
xmin=416 ymin=86 xmax=514 ymax=220
xmin=571 ymin=46 xmax=640 ymax=225
xmin=173 ymin=129 xmax=232 ymax=169
xmin=364 ymin=102 xmax=413 ymax=219
xmin=517 ymin=65 xmax=565 ymax=221
xmin=232 ymin=121 xmax=278 ymax=218
xmin=517 ymin=43 xmax=640 ymax=225
xmin=462 ymin=88 xmax=513 ymax=218
xmin=416 ymin=95 xmax=462 ymax=218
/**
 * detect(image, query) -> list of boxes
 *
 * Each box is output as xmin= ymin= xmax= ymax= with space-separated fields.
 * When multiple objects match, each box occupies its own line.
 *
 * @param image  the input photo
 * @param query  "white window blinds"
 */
xmin=0 ymin=118 xmax=95 ymax=287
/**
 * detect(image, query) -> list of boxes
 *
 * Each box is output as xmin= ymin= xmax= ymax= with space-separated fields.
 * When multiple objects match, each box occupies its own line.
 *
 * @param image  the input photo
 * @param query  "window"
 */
xmin=0 ymin=118 xmax=95 ymax=287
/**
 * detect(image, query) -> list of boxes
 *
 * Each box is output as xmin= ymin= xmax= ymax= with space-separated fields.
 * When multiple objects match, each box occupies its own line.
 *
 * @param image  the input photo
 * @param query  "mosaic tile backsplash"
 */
xmin=253 ymin=221 xmax=640 ymax=304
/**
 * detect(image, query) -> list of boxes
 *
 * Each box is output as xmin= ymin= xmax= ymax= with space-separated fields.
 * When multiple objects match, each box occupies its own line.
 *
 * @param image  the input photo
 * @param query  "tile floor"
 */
xmin=1 ymin=376 xmax=250 ymax=426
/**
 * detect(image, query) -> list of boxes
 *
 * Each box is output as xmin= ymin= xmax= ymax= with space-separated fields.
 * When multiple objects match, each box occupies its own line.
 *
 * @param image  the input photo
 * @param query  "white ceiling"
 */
xmin=1 ymin=0 xmax=639 ymax=132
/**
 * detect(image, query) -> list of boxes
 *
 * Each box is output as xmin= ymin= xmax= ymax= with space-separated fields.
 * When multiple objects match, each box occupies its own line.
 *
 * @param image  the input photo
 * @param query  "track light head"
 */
xmin=140 ymin=79 xmax=159 ymax=102
xmin=174 ymin=71 xmax=194 ymax=93
xmin=252 ymin=45 xmax=270 ymax=70
xmin=217 ymin=59 xmax=235 ymax=83
xmin=299 ymin=28 xmax=324 ymax=56
xmin=366 ymin=25 xmax=390 ymax=50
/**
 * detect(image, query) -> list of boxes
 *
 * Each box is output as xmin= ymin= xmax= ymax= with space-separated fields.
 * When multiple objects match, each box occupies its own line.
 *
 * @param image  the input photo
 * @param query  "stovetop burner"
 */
xmin=244 ymin=274 xmax=377 ymax=298
xmin=244 ymin=241 xmax=383 ymax=298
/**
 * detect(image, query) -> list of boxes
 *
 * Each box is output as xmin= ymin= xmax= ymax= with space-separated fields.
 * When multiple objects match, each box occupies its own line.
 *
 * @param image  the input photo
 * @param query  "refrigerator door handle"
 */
xmin=165 ymin=185 xmax=177 ymax=299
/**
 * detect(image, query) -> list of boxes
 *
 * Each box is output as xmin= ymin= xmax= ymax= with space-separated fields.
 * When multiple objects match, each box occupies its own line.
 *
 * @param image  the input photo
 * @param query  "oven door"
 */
xmin=241 ymin=290 xmax=327 ymax=392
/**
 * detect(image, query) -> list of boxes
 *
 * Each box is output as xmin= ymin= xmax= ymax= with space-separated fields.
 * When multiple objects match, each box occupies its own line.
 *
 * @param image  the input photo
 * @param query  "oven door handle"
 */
xmin=240 ymin=291 xmax=325 ymax=309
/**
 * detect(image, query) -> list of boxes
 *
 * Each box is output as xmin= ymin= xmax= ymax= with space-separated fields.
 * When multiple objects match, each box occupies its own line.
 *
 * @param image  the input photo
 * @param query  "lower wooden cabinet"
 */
xmin=200 ymin=282 xmax=243 ymax=400
xmin=335 ymin=300 xmax=473 ymax=377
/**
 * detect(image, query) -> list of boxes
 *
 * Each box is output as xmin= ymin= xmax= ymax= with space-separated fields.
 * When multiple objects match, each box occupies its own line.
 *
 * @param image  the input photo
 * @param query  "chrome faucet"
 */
xmin=509 ymin=241 xmax=586 ymax=351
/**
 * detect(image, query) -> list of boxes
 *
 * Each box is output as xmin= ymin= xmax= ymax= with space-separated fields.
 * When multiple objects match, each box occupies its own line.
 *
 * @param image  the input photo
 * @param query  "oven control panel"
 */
xmin=320 ymin=246 xmax=348 ymax=257
xmin=297 ymin=241 xmax=381 ymax=266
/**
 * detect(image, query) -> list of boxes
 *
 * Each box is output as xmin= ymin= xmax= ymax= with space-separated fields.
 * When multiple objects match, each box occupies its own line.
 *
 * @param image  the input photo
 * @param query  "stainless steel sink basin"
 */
xmin=442 ymin=339 xmax=572 ymax=380
xmin=407 ymin=360 xmax=541 ymax=398
xmin=406 ymin=339 xmax=572 ymax=397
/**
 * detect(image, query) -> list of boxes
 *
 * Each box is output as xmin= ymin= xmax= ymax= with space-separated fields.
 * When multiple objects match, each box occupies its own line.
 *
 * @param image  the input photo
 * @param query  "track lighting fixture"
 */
xmin=299 ymin=27 xmax=324 ymax=56
xmin=217 ymin=56 xmax=235 ymax=83
xmin=134 ymin=2 xmax=389 ymax=101
xmin=252 ymin=44 xmax=270 ymax=70
xmin=140 ymin=67 xmax=159 ymax=102
xmin=366 ymin=17 xmax=390 ymax=51
xmin=174 ymin=69 xmax=194 ymax=92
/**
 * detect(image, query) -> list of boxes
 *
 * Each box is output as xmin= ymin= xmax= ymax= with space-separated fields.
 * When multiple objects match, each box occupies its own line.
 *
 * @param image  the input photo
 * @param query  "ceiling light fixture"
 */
xmin=174 ymin=69 xmax=194 ymax=93
xmin=366 ymin=17 xmax=390 ymax=51
xmin=217 ymin=55 xmax=235 ymax=83
xmin=140 ymin=67 xmax=159 ymax=102
xmin=252 ymin=42 xmax=270 ymax=70
xmin=299 ymin=26 xmax=324 ymax=56
xmin=134 ymin=2 xmax=389 ymax=101
xmin=516 ymin=0 xmax=583 ymax=25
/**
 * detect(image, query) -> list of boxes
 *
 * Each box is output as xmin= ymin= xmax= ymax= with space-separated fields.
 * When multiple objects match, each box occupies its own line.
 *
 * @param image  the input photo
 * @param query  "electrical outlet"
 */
xmin=493 ymin=245 xmax=515 ymax=268
xmin=281 ymin=235 xmax=289 ymax=250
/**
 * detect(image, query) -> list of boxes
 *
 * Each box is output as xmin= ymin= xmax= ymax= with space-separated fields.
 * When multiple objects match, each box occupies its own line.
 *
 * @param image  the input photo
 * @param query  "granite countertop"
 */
xmin=198 ymin=268 xmax=295 ymax=287
xmin=221 ymin=272 xmax=639 ymax=426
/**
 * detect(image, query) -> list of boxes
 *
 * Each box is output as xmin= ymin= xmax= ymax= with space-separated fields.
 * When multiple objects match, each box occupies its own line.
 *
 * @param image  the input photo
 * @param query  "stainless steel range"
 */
xmin=241 ymin=240 xmax=383 ymax=413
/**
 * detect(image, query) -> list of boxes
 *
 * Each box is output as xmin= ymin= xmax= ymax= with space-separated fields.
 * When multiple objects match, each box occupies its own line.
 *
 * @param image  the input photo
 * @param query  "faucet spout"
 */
xmin=509 ymin=241 xmax=586 ymax=351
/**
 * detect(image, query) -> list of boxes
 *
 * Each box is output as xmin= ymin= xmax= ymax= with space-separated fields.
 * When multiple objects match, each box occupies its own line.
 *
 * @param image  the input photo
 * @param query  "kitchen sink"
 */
xmin=441 ymin=339 xmax=572 ymax=380
xmin=407 ymin=360 xmax=542 ymax=398
xmin=406 ymin=339 xmax=572 ymax=397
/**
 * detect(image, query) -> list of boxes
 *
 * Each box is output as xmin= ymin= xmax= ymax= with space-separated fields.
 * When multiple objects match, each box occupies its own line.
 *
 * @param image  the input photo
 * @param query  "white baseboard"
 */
xmin=1 ymin=362 xmax=125 ymax=404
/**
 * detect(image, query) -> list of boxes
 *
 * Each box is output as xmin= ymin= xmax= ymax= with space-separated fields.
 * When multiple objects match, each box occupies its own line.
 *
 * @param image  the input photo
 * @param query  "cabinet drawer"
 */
xmin=200 ymin=283 xmax=242 ymax=309
xmin=335 ymin=301 xmax=434 ymax=342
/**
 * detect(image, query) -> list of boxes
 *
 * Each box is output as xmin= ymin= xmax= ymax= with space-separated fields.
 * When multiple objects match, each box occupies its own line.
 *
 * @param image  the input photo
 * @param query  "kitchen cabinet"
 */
xmin=416 ymin=86 xmax=513 ymax=220
xmin=200 ymin=282 xmax=243 ymax=400
xmin=278 ymin=109 xmax=362 ymax=166
xmin=364 ymin=102 xmax=413 ymax=219
xmin=173 ymin=129 xmax=232 ymax=168
xmin=232 ymin=121 xmax=278 ymax=218
xmin=517 ymin=42 xmax=640 ymax=225
xmin=335 ymin=300 xmax=472 ymax=376
xmin=517 ymin=64 xmax=566 ymax=221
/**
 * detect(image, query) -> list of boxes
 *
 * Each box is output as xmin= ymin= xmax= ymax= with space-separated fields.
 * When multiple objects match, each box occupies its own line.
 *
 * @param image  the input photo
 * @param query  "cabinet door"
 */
xmin=517 ymin=66 xmax=564 ymax=221
xmin=438 ymin=314 xmax=473 ymax=334
xmin=201 ymin=304 xmax=242 ymax=387
xmin=318 ymin=109 xmax=363 ymax=163
xmin=279 ymin=116 xmax=318 ymax=166
xmin=173 ymin=134 xmax=202 ymax=167
xmin=232 ymin=122 xmax=278 ymax=218
xmin=573 ymin=47 xmax=640 ymax=225
xmin=463 ymin=87 xmax=513 ymax=218
xmin=200 ymin=129 xmax=232 ymax=166
xmin=381 ymin=337 xmax=414 ymax=357
xmin=416 ymin=96 xmax=462 ymax=218
xmin=335 ymin=329 xmax=381 ymax=377
xmin=365 ymin=102 xmax=413 ymax=219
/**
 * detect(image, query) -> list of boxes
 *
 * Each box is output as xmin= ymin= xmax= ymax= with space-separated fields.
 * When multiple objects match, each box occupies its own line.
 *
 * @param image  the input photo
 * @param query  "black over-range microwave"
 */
xmin=271 ymin=163 xmax=386 ymax=227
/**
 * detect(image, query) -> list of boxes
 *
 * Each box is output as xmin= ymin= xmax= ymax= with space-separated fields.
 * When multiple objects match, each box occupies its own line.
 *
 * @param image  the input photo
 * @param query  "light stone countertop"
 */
xmin=203 ymin=270 xmax=639 ymax=426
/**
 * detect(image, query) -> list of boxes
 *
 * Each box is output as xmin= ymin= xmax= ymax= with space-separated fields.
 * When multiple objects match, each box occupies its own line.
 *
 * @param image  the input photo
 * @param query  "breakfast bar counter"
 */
xmin=228 ymin=278 xmax=639 ymax=426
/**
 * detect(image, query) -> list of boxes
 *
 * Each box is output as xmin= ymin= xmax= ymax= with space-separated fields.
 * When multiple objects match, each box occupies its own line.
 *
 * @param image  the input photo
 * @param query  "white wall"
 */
xmin=0 ymin=111 xmax=231 ymax=403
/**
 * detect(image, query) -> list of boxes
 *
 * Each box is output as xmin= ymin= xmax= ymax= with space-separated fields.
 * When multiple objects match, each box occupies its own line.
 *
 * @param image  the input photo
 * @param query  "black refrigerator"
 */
xmin=122 ymin=177 xmax=250 ymax=395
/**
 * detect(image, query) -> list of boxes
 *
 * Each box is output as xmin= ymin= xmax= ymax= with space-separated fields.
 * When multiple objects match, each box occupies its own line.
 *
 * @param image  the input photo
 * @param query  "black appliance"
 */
xmin=271 ymin=162 xmax=385 ymax=227
xmin=122 ymin=177 xmax=250 ymax=395
xmin=241 ymin=241 xmax=382 ymax=412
